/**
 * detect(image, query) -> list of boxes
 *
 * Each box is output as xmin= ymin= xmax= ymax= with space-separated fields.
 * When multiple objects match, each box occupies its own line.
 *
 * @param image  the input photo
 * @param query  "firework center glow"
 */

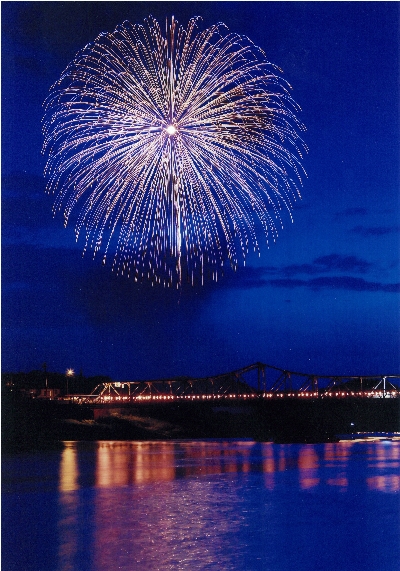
xmin=166 ymin=124 xmax=177 ymax=136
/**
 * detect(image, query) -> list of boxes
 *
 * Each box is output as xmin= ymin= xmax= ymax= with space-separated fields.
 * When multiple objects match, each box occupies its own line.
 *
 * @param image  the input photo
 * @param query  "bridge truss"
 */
xmin=72 ymin=363 xmax=400 ymax=404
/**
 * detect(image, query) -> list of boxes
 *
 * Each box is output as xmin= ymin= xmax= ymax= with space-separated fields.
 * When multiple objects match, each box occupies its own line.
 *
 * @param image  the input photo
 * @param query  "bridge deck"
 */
xmin=61 ymin=362 xmax=399 ymax=404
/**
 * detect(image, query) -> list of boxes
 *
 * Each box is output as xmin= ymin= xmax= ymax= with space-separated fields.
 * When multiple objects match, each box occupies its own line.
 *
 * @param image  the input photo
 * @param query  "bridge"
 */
xmin=67 ymin=362 xmax=400 ymax=404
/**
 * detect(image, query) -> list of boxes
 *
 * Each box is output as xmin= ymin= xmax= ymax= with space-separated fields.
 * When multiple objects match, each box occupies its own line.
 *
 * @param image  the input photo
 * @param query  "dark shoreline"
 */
xmin=3 ymin=395 xmax=400 ymax=453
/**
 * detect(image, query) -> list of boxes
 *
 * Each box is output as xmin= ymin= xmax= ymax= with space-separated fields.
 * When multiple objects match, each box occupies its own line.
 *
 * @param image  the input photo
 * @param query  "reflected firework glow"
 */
xmin=42 ymin=16 xmax=306 ymax=285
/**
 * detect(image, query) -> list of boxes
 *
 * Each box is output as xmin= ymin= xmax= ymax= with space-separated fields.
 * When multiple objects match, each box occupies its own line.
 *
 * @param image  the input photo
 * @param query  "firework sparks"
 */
xmin=42 ymin=16 xmax=306 ymax=286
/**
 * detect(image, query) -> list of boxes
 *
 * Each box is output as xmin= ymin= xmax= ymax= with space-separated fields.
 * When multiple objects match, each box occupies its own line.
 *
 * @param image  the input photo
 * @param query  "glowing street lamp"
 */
xmin=65 ymin=368 xmax=74 ymax=396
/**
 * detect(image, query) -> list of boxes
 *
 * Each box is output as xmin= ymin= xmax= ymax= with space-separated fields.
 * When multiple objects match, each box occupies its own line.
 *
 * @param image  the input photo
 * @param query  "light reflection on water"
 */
xmin=3 ymin=439 xmax=400 ymax=571
xmin=56 ymin=439 xmax=400 ymax=493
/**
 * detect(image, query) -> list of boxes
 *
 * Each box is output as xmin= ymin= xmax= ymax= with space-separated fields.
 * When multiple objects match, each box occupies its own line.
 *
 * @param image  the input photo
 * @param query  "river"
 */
xmin=2 ymin=439 xmax=400 ymax=571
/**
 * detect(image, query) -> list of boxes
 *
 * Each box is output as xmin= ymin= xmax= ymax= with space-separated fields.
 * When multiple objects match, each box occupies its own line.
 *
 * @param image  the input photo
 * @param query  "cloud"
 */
xmin=1 ymin=172 xmax=94 ymax=250
xmin=313 ymin=254 xmax=372 ymax=273
xmin=268 ymin=276 xmax=400 ymax=293
xmin=2 ymin=188 xmax=77 ymax=251
xmin=335 ymin=207 xmax=368 ymax=217
xmin=351 ymin=225 xmax=400 ymax=237
xmin=3 ymin=170 xmax=395 ymax=298
xmin=280 ymin=263 xmax=317 ymax=276
xmin=281 ymin=254 xmax=372 ymax=277
xmin=219 ymin=256 xmax=398 ymax=293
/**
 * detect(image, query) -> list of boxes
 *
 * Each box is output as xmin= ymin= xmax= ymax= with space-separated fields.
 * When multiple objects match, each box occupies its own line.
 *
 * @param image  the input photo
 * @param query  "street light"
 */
xmin=66 ymin=368 xmax=74 ymax=397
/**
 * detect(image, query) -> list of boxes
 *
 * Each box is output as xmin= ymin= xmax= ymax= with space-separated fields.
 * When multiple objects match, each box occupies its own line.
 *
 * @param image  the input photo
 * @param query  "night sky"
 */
xmin=2 ymin=2 xmax=399 ymax=381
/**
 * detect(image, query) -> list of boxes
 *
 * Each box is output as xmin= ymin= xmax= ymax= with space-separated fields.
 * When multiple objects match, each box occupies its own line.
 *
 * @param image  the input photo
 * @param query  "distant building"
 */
xmin=21 ymin=388 xmax=38 ymax=398
xmin=37 ymin=388 xmax=60 ymax=399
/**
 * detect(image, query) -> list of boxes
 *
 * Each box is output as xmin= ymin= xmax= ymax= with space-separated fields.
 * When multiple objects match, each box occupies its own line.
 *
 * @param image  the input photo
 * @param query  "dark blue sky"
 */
xmin=2 ymin=2 xmax=399 ymax=380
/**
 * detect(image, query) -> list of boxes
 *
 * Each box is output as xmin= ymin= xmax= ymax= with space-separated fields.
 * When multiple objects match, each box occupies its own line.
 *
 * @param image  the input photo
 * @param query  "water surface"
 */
xmin=3 ymin=439 xmax=400 ymax=571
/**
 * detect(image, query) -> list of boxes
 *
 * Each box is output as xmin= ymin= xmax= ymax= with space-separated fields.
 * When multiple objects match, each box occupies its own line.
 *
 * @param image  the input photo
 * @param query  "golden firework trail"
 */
xmin=42 ymin=16 xmax=307 ymax=286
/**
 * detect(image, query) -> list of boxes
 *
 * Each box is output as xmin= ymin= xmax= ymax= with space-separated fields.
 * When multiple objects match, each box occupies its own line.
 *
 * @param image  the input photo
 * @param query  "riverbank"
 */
xmin=3 ymin=394 xmax=399 ymax=452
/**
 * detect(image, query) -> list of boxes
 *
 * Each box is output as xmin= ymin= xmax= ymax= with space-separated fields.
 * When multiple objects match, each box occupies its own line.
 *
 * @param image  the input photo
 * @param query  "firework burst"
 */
xmin=42 ymin=16 xmax=306 ymax=286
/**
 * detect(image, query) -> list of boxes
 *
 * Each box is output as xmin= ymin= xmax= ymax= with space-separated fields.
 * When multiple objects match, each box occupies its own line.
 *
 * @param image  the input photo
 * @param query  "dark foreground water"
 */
xmin=3 ymin=439 xmax=400 ymax=571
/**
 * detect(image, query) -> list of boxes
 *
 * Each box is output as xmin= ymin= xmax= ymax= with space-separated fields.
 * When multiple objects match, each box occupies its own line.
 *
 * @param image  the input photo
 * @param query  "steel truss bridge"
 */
xmin=69 ymin=363 xmax=400 ymax=404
